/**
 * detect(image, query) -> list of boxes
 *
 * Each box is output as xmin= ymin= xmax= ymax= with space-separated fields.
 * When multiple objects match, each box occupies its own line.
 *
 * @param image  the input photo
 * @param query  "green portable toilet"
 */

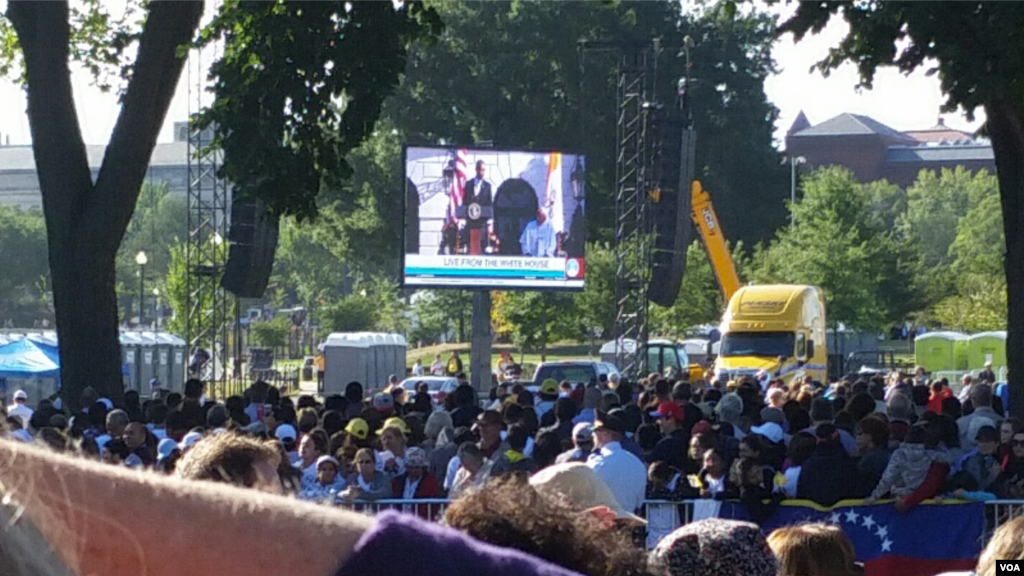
xmin=915 ymin=332 xmax=967 ymax=373
xmin=969 ymin=331 xmax=1007 ymax=371
xmin=953 ymin=334 xmax=970 ymax=370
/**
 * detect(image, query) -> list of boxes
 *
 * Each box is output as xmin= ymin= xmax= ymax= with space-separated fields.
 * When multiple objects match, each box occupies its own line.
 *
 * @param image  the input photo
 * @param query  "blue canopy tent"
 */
xmin=0 ymin=339 xmax=61 ymax=380
xmin=25 ymin=337 xmax=60 ymax=367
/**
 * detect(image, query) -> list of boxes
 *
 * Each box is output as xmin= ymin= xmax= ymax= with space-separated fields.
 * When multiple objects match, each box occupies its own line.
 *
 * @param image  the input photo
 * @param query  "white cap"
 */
xmin=98 ymin=397 xmax=114 ymax=410
xmin=180 ymin=431 xmax=203 ymax=450
xmin=750 ymin=422 xmax=785 ymax=444
xmin=316 ymin=455 xmax=341 ymax=469
xmin=13 ymin=390 xmax=27 ymax=401
xmin=157 ymin=438 xmax=179 ymax=459
xmin=275 ymin=423 xmax=297 ymax=443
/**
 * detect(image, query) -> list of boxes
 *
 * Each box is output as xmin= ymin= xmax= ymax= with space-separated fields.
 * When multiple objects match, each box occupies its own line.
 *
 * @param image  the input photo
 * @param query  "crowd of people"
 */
xmin=0 ymin=365 xmax=1019 ymax=576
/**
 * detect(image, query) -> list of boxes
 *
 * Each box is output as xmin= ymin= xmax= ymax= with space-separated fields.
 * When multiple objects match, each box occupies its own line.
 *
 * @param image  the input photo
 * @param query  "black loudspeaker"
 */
xmin=647 ymin=115 xmax=696 ymax=308
xmin=221 ymin=194 xmax=280 ymax=298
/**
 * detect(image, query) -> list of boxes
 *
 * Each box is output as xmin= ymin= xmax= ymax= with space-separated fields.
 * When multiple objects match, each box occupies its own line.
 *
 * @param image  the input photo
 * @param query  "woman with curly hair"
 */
xmin=444 ymin=475 xmax=648 ymax=576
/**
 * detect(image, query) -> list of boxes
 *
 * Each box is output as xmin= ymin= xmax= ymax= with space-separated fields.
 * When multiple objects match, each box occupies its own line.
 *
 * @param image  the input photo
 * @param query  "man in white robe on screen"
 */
xmin=519 ymin=209 xmax=556 ymax=257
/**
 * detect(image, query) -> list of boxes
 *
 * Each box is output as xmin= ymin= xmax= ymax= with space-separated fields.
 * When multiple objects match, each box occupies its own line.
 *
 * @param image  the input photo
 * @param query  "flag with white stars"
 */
xmin=717 ymin=500 xmax=984 ymax=576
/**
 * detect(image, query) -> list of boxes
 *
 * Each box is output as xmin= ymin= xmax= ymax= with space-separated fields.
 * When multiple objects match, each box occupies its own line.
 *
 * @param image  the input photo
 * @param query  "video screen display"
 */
xmin=403 ymin=146 xmax=585 ymax=289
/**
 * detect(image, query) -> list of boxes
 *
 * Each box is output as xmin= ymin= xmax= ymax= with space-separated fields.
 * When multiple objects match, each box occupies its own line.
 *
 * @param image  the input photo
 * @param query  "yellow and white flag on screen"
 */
xmin=545 ymin=152 xmax=562 ymax=229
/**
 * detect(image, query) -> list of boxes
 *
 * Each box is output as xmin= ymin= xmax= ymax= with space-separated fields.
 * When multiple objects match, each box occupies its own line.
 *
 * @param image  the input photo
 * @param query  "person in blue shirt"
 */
xmin=519 ymin=209 xmax=556 ymax=257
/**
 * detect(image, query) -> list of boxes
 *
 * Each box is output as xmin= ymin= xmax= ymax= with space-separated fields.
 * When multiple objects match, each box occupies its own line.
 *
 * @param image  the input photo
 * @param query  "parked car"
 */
xmin=400 ymin=376 xmax=459 ymax=407
xmin=528 ymin=360 xmax=619 ymax=393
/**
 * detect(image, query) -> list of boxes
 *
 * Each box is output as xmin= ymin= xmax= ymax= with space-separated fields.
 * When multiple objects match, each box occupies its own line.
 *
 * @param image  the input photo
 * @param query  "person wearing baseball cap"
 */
xmin=555 ymin=422 xmax=595 ymax=464
xmin=475 ymin=410 xmax=509 ymax=463
xmin=530 ymin=462 xmax=646 ymax=526
xmin=7 ymin=390 xmax=33 ymax=429
xmin=647 ymin=401 xmax=688 ymax=470
xmin=345 ymin=418 xmax=369 ymax=442
xmin=587 ymin=410 xmax=647 ymax=515
xmin=273 ymin=423 xmax=299 ymax=463
xmin=536 ymin=378 xmax=560 ymax=423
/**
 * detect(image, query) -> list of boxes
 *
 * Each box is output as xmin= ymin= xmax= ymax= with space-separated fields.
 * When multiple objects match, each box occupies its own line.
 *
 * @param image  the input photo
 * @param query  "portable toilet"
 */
xmin=152 ymin=332 xmax=187 ymax=393
xmin=969 ymin=331 xmax=1007 ymax=371
xmin=322 ymin=333 xmax=372 ymax=396
xmin=953 ymin=334 xmax=971 ymax=371
xmin=168 ymin=333 xmax=187 ymax=393
xmin=136 ymin=332 xmax=159 ymax=393
xmin=914 ymin=332 xmax=967 ymax=373
xmin=382 ymin=333 xmax=408 ymax=379
xmin=119 ymin=331 xmax=143 ymax=390
xmin=322 ymin=332 xmax=408 ymax=396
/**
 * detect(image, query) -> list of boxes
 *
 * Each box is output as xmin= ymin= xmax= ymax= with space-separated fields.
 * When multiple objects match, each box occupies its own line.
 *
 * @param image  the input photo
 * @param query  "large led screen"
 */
xmin=403 ymin=146 xmax=586 ymax=289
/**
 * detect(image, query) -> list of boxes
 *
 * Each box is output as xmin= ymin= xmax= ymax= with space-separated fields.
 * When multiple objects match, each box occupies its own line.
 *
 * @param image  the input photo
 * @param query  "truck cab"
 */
xmin=714 ymin=285 xmax=827 ymax=386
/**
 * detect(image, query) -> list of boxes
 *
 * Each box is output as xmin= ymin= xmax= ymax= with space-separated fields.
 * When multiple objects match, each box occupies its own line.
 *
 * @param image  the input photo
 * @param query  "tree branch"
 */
xmin=89 ymin=0 xmax=203 ymax=254
xmin=6 ymin=1 xmax=93 ymax=239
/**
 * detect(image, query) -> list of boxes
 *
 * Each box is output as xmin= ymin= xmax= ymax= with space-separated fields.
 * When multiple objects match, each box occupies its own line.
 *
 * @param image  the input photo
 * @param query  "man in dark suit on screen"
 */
xmin=463 ymin=160 xmax=493 ymax=254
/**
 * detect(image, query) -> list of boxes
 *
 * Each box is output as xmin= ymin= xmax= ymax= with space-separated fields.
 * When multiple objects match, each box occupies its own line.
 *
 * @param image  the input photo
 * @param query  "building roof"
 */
xmin=788 ymin=110 xmax=811 ymax=135
xmin=0 ymin=141 xmax=190 ymax=172
xmin=903 ymin=118 xmax=975 ymax=142
xmin=886 ymin=143 xmax=994 ymax=163
xmin=790 ymin=113 xmax=916 ymax=142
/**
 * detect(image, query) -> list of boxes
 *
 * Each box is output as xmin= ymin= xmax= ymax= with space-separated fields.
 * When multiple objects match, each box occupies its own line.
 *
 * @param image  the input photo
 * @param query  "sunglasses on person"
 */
xmin=1012 ymin=437 xmax=1024 ymax=447
xmin=358 ymin=459 xmax=374 ymax=464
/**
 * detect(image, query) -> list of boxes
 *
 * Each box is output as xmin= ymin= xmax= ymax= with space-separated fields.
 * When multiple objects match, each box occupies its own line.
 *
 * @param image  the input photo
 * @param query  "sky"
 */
xmin=0 ymin=2 xmax=986 ymax=151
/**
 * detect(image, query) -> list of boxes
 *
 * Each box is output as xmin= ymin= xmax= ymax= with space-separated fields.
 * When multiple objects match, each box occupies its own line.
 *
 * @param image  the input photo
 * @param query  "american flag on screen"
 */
xmin=446 ymin=149 xmax=468 ymax=225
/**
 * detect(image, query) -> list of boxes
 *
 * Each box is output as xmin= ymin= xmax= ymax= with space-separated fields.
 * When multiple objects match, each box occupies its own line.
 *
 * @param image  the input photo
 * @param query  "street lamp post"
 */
xmin=136 ymin=251 xmax=148 ymax=326
xmin=789 ymin=156 xmax=807 ymax=229
xmin=153 ymin=287 xmax=161 ymax=329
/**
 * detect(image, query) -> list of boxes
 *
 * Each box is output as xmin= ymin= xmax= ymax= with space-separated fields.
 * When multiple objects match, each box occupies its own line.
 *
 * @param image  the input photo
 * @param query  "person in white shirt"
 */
xmin=585 ymin=410 xmax=647 ymax=515
xmin=519 ymin=209 xmax=556 ymax=257
xmin=412 ymin=359 xmax=424 ymax=377
xmin=7 ymin=390 xmax=33 ymax=428
xmin=430 ymin=354 xmax=445 ymax=376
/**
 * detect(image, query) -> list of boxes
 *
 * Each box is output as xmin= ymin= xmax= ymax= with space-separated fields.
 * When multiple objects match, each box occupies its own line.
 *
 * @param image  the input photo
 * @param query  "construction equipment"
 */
xmin=690 ymin=181 xmax=741 ymax=303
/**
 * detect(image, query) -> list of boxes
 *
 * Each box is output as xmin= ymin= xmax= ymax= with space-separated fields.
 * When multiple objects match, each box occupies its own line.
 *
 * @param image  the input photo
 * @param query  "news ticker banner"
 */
xmin=404 ymin=254 xmax=585 ymax=289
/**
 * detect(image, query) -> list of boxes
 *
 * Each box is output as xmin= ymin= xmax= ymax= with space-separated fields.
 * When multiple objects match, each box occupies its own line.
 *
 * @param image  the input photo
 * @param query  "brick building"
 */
xmin=785 ymin=112 xmax=995 ymax=187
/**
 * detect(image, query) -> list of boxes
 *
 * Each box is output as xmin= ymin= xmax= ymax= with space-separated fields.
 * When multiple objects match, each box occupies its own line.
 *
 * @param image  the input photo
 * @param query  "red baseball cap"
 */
xmin=690 ymin=420 xmax=713 ymax=436
xmin=650 ymin=401 xmax=684 ymax=421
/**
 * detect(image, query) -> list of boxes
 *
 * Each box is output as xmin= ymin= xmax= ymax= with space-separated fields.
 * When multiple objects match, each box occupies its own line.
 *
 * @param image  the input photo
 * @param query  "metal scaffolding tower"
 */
xmin=613 ymin=47 xmax=655 ymax=377
xmin=185 ymin=43 xmax=231 ymax=396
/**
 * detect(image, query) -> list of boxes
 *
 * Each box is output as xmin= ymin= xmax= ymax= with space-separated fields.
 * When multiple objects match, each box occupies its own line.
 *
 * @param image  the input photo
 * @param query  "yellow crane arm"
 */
xmin=691 ymin=180 xmax=740 ymax=303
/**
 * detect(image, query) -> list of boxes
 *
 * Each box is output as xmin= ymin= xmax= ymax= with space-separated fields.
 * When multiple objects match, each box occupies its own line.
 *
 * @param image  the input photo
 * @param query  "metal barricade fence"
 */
xmin=335 ymin=498 xmax=451 ymax=523
xmin=330 ymin=498 xmax=1024 ymax=549
xmin=983 ymin=500 xmax=1024 ymax=543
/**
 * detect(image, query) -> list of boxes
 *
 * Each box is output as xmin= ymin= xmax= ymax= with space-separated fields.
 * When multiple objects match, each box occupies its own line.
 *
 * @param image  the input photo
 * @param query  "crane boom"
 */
xmin=691 ymin=180 xmax=741 ymax=303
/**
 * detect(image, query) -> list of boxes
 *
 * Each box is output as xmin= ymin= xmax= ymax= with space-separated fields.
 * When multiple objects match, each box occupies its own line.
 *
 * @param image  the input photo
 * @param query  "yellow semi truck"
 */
xmin=713 ymin=284 xmax=828 ymax=386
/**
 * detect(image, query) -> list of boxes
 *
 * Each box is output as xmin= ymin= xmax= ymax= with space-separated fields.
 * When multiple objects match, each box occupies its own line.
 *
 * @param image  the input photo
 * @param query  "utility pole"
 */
xmin=470 ymin=291 xmax=492 ymax=394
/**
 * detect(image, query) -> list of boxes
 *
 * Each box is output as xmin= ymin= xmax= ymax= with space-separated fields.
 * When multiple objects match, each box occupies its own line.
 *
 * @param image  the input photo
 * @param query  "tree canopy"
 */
xmin=0 ymin=0 xmax=439 ymax=408
xmin=781 ymin=0 xmax=1024 ymax=415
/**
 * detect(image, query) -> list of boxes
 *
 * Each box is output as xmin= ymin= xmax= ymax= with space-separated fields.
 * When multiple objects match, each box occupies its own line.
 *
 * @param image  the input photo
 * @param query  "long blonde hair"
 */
xmin=977 ymin=516 xmax=1024 ymax=576
xmin=768 ymin=523 xmax=860 ymax=576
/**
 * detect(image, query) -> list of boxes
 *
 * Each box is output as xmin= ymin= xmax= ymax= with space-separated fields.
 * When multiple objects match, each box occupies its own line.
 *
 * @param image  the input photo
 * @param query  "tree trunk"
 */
xmin=8 ymin=0 xmax=203 ymax=413
xmin=985 ymin=97 xmax=1024 ymax=418
xmin=48 ymin=241 xmax=123 ymax=412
